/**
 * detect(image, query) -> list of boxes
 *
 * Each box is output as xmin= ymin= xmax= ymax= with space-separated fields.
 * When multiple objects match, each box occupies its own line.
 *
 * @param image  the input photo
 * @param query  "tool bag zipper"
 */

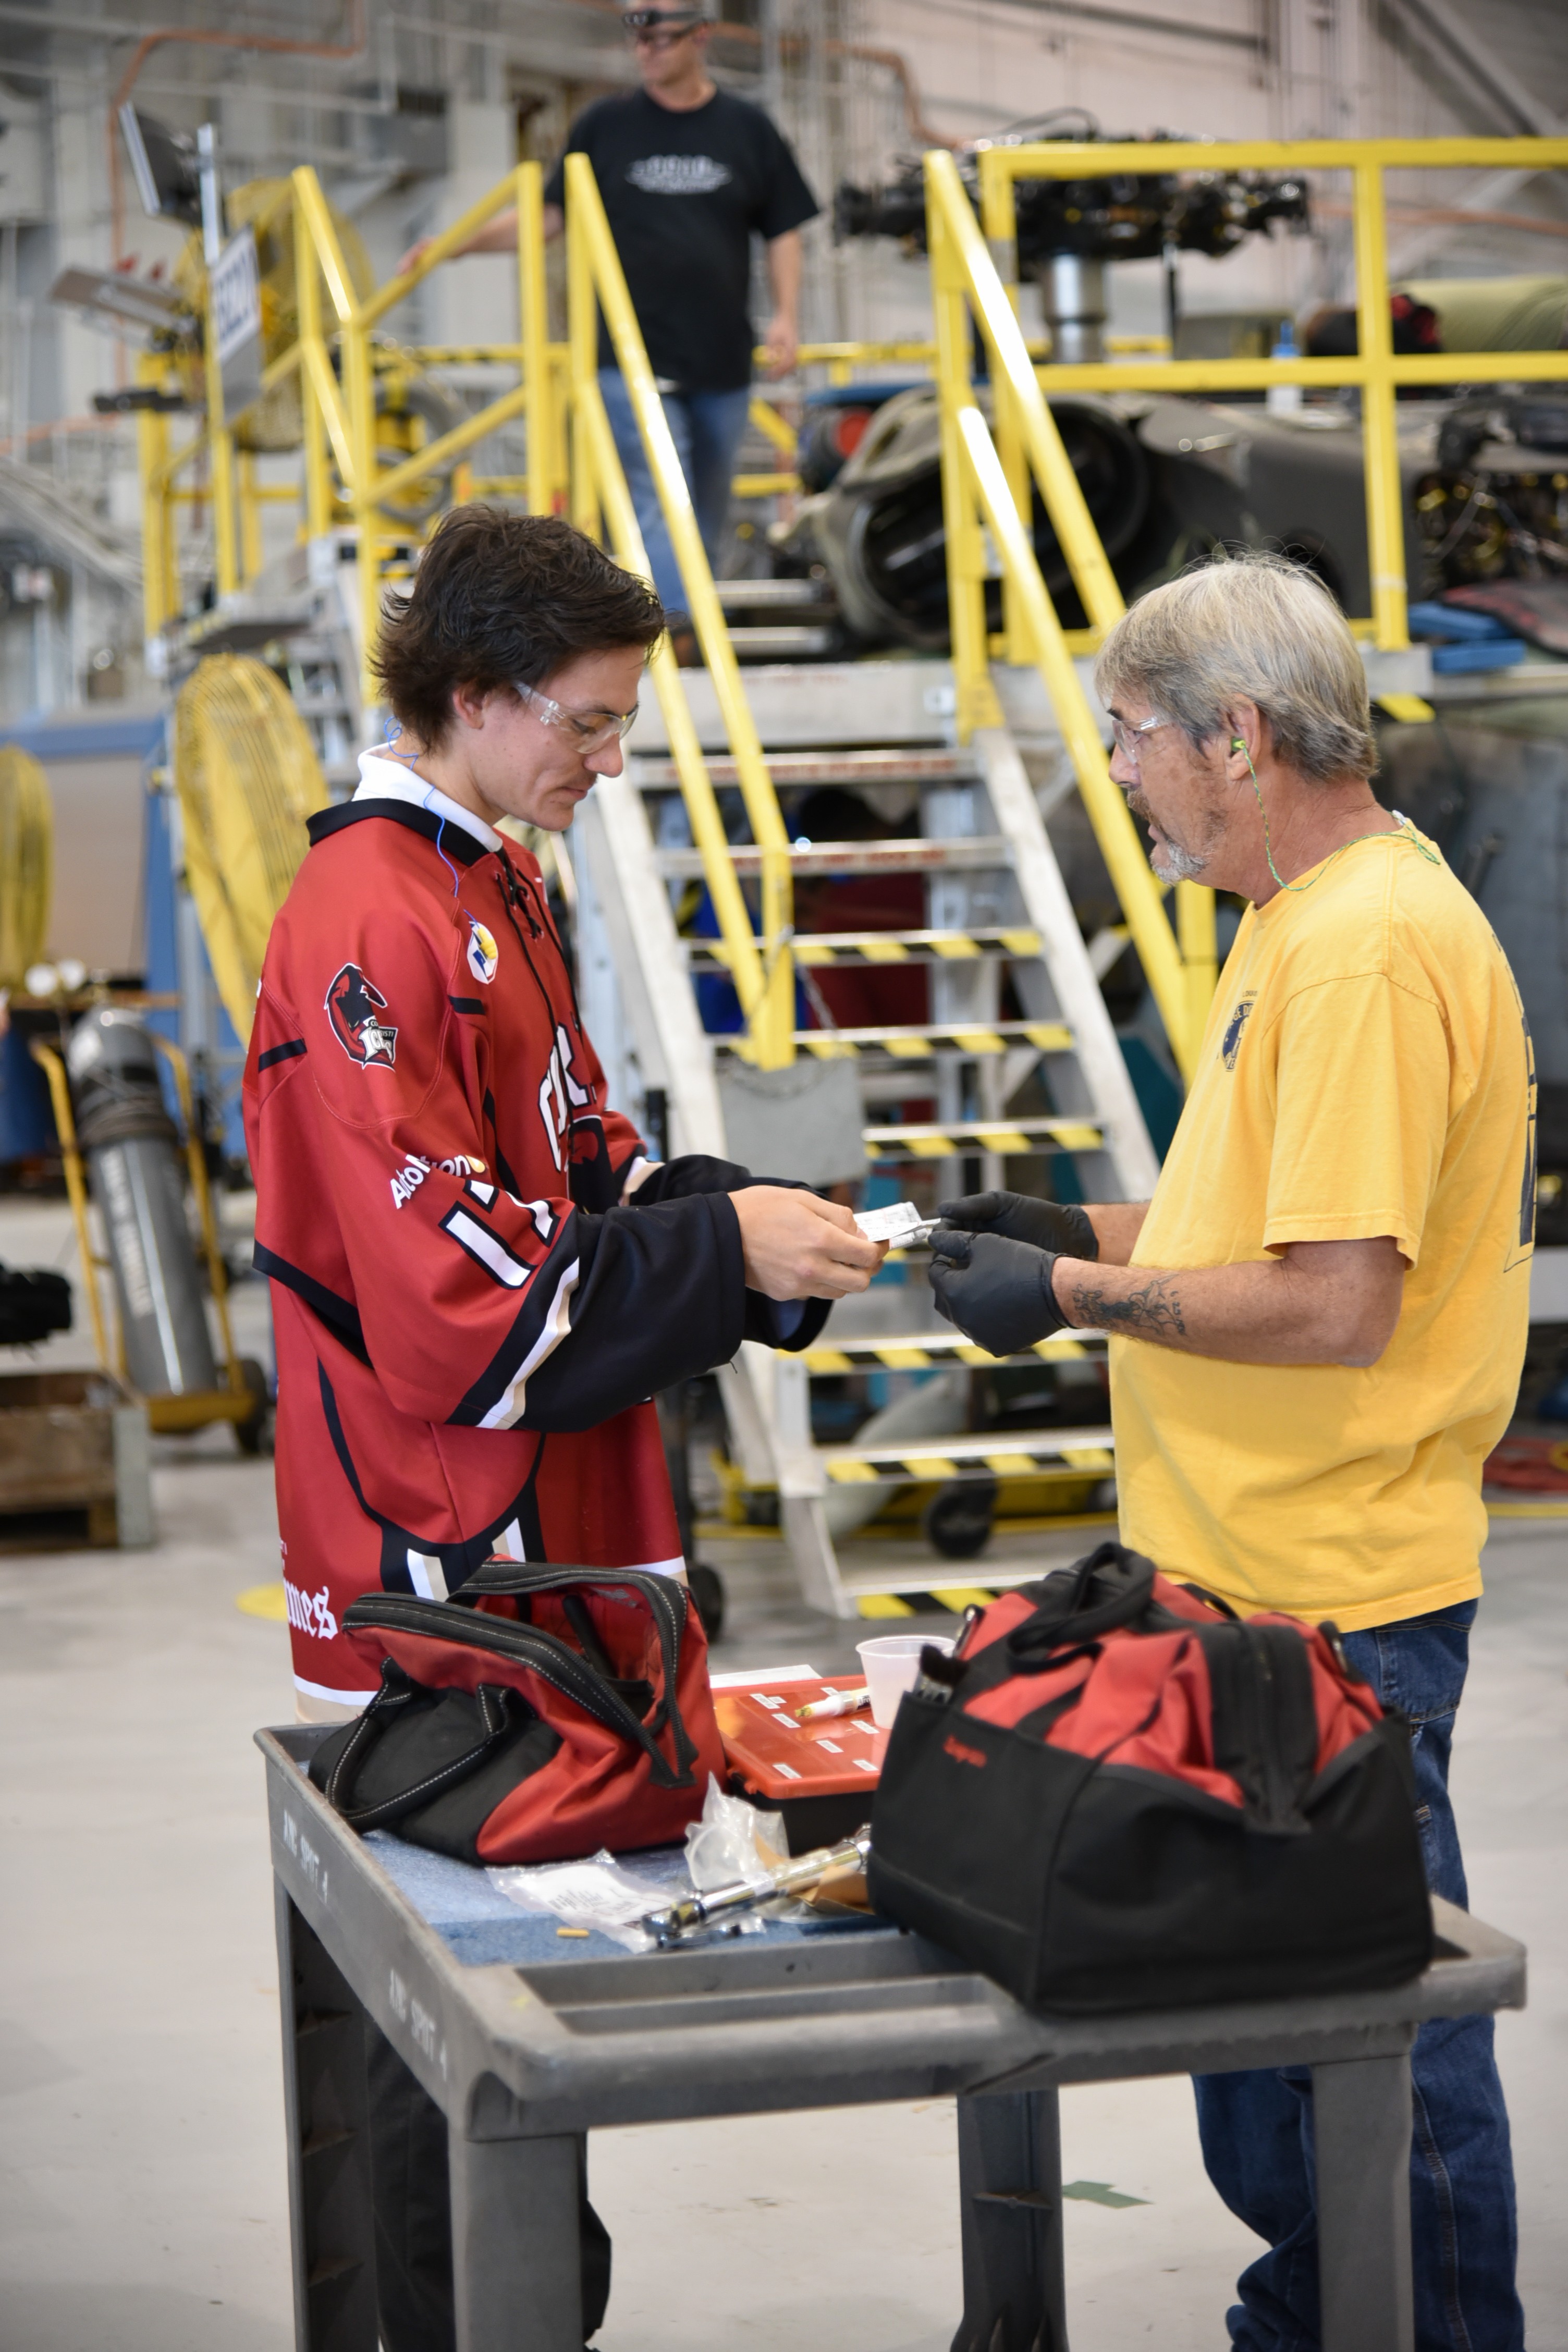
xmin=452 ymin=1561 xmax=699 ymax=1776
xmin=341 ymin=1586 xmax=696 ymax=1788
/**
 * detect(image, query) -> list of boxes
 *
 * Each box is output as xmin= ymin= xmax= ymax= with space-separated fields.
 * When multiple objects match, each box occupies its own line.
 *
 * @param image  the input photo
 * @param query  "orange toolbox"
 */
xmin=713 ymin=1671 xmax=886 ymax=1853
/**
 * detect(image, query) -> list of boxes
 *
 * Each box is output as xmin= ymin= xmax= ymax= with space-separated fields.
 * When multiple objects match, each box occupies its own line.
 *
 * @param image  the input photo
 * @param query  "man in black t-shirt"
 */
xmin=401 ymin=5 xmax=817 ymax=626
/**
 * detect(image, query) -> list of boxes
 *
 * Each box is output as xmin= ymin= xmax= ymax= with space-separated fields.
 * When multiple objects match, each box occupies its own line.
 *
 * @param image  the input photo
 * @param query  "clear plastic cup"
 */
xmin=856 ymin=1632 xmax=956 ymax=1730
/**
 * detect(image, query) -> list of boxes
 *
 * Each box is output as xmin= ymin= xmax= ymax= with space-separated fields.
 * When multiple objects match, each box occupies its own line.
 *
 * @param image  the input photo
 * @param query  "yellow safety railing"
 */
xmin=975 ymin=137 xmax=1568 ymax=655
xmin=926 ymin=134 xmax=1568 ymax=1081
xmin=925 ymin=148 xmax=1215 ymax=1081
xmin=137 ymin=161 xmax=571 ymax=648
xmin=564 ymin=150 xmax=795 ymax=1069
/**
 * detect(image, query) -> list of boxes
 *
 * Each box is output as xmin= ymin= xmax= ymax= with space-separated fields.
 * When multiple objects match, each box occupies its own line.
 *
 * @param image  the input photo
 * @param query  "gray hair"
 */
xmin=1094 ymin=552 xmax=1377 ymax=785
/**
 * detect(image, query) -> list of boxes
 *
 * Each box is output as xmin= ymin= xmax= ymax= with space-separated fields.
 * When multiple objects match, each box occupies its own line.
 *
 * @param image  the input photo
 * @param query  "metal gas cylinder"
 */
xmin=65 ymin=1008 xmax=218 ymax=1396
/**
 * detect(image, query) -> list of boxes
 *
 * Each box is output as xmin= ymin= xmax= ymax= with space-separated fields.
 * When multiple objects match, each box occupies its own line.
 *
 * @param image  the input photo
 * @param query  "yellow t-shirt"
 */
xmin=1112 ymin=822 xmax=1534 ymax=1631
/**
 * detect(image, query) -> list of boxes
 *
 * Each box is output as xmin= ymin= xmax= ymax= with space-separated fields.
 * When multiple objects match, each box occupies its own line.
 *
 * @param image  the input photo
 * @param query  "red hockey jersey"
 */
xmin=245 ymin=759 xmax=823 ymax=1713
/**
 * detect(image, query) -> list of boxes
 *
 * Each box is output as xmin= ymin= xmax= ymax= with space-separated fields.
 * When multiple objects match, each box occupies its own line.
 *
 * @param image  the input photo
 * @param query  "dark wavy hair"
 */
xmin=373 ymin=506 xmax=666 ymax=748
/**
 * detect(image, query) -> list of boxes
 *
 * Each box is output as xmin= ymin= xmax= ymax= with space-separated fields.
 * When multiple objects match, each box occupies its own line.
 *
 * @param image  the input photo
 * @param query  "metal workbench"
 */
xmin=260 ymin=1723 xmax=1527 ymax=2352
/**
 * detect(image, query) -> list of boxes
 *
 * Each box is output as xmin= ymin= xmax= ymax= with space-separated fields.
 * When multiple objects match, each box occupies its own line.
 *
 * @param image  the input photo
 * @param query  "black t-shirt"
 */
xmin=544 ymin=88 xmax=818 ymax=391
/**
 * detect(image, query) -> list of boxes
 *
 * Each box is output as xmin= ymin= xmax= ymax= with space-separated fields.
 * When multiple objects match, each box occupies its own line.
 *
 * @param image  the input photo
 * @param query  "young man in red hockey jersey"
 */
xmin=247 ymin=506 xmax=879 ymax=1722
xmin=245 ymin=507 xmax=880 ymax=2351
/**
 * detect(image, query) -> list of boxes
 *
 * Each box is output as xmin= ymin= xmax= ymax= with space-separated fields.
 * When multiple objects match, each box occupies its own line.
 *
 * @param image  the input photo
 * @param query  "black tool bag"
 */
xmin=867 ymin=1543 xmax=1434 ymax=2015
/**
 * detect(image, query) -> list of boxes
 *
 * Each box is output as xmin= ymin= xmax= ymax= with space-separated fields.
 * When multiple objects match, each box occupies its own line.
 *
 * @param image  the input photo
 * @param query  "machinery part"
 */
xmin=172 ymin=178 xmax=373 ymax=454
xmin=0 ymin=746 xmax=52 ymax=989
xmin=352 ymin=365 xmax=469 ymax=528
xmin=778 ymin=385 xmax=1155 ymax=648
xmin=233 ymin=1354 xmax=272 ymax=1455
xmin=1414 ymin=392 xmax=1568 ymax=590
xmin=923 ymin=1474 xmax=998 ymax=1562
xmin=641 ymin=1826 xmax=872 ymax=1948
xmin=65 ymin=1008 xmax=218 ymax=1399
xmin=823 ymin=1368 xmax=969 ymax=1540
xmin=686 ymin=1561 xmax=726 ymax=1643
xmin=835 ymin=122 xmax=1308 ymax=351
xmin=174 ymin=653 xmax=329 ymax=1044
xmin=1040 ymin=253 xmax=1107 ymax=368
xmin=0 ymin=1264 xmax=72 ymax=1346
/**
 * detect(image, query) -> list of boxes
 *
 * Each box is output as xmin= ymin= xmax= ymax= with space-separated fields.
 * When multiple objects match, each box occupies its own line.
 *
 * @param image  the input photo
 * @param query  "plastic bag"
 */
xmin=487 ymin=1849 xmax=685 ymax=1952
xmin=684 ymin=1774 xmax=788 ymax=1893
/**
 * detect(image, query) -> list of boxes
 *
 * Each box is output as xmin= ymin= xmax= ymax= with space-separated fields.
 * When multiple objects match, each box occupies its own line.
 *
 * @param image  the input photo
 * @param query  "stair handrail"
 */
xmin=564 ymin=150 xmax=796 ymax=1071
xmin=924 ymin=148 xmax=1214 ymax=1083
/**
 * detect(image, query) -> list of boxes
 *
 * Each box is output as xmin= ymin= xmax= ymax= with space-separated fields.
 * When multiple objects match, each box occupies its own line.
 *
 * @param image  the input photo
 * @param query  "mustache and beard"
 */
xmin=1126 ymin=789 xmax=1213 ymax=884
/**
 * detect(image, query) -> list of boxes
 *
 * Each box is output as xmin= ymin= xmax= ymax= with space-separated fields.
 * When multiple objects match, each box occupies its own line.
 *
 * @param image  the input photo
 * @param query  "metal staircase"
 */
xmin=577 ymin=666 xmax=1158 ymax=1620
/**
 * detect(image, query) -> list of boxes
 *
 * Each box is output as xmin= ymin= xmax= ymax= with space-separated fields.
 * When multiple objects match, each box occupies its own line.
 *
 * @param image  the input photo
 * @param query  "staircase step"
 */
xmin=817 ymin=1428 xmax=1116 ymax=1485
xmin=634 ymin=748 xmax=980 ymax=791
xmin=689 ymin=925 xmax=1040 ymax=971
xmin=803 ymin=1330 xmax=1104 ymax=1371
xmin=714 ymin=1019 xmax=1071 ymax=1060
xmin=657 ymin=836 xmax=1011 ymax=879
xmin=863 ymin=1115 xmax=1102 ymax=1160
xmin=715 ymin=577 xmax=836 ymax=613
xmin=727 ymin=623 xmax=838 ymax=658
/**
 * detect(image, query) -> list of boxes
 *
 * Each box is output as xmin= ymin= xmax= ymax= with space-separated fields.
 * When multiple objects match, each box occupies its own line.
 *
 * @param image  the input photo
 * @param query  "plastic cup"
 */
xmin=856 ymin=1632 xmax=956 ymax=1731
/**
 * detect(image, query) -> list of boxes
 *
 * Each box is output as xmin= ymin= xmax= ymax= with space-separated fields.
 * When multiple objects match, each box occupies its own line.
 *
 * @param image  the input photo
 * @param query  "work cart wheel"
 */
xmin=688 ymin=1561 xmax=726 ymax=1642
xmin=234 ymin=1357 xmax=272 ymax=1456
xmin=922 ymin=1475 xmax=996 ymax=1562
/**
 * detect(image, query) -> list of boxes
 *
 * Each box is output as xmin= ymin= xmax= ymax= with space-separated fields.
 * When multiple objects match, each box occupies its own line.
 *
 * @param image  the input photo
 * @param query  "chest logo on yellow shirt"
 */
xmin=1221 ymin=994 xmax=1256 ymax=1070
xmin=466 ymin=917 xmax=500 ymax=986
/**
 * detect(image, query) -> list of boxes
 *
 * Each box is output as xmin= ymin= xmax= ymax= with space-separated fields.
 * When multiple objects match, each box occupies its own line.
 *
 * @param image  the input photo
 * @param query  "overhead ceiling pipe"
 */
xmin=107 ymin=0 xmax=370 ymax=273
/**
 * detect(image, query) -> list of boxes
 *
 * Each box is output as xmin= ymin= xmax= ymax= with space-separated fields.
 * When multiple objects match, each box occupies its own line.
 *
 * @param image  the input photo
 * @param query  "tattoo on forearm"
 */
xmin=1071 ymin=1275 xmax=1187 ymax=1340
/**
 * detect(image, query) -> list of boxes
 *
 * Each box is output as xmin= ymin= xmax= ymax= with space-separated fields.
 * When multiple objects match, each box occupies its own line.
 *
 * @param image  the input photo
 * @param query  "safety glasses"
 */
xmin=621 ymin=8 xmax=706 ymax=38
xmin=517 ymin=681 xmax=639 ymax=755
xmin=1108 ymin=712 xmax=1176 ymax=767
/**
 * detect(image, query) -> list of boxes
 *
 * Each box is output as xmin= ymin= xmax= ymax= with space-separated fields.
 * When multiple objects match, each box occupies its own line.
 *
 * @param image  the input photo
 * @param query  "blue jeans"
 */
xmin=597 ymin=367 xmax=752 ymax=620
xmin=1194 ymin=1601 xmax=1523 ymax=2350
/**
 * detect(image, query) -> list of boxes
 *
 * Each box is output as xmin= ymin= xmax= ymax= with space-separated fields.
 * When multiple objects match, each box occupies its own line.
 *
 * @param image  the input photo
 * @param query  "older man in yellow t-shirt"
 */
xmin=929 ymin=553 xmax=1529 ymax=2352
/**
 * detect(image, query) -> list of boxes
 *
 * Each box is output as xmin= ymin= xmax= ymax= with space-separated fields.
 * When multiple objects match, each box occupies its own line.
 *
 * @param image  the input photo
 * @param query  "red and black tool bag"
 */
xmin=309 ymin=1561 xmax=726 ymax=1865
xmin=867 ymin=1541 xmax=1433 ymax=2015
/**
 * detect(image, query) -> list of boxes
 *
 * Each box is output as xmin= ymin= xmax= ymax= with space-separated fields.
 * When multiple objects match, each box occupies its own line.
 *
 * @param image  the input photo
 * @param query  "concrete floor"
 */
xmin=1 ymin=1213 xmax=1566 ymax=2348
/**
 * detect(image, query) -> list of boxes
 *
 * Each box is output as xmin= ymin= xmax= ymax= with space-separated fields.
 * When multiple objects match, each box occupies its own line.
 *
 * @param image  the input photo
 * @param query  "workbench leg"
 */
xmin=274 ymin=1885 xmax=378 ymax=2352
xmin=1313 ymin=2050 xmax=1415 ymax=2352
xmin=449 ymin=2125 xmax=586 ymax=2352
xmin=952 ymin=2087 xmax=1069 ymax=2352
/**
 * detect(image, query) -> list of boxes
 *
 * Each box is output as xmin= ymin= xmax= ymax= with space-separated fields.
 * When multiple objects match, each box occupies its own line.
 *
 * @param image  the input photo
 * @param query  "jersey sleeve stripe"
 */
xmin=439 ymin=1204 xmax=534 ymax=1290
xmin=475 ymin=1256 xmax=579 ymax=1430
xmin=257 ymin=1038 xmax=307 ymax=1069
xmin=253 ymin=1242 xmax=370 ymax=1363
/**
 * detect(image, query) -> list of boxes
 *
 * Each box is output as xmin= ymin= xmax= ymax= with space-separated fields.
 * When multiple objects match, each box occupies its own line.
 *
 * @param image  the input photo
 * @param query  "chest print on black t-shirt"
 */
xmin=626 ymin=155 xmax=732 ymax=194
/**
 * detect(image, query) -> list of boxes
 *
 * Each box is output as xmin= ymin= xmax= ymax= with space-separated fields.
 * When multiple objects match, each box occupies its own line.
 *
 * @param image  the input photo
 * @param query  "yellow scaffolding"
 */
xmin=134 ymin=136 xmax=1568 ymax=1088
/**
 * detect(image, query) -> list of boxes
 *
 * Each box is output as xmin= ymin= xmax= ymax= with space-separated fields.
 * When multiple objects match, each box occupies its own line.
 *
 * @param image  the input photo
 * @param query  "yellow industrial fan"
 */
xmin=0 ymin=745 xmax=53 ymax=989
xmin=174 ymin=655 xmax=328 ymax=1044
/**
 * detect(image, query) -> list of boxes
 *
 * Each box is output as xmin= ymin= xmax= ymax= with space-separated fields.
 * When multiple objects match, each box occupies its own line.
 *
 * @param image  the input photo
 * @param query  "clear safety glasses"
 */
xmin=516 ymin=681 xmax=639 ymax=756
xmin=1108 ymin=712 xmax=1176 ymax=768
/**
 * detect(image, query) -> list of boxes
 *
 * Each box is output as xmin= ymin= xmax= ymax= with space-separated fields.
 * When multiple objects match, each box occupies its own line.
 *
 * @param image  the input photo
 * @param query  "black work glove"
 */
xmin=935 ymin=1188 xmax=1098 ymax=1263
xmin=928 ymin=1227 xmax=1072 ymax=1356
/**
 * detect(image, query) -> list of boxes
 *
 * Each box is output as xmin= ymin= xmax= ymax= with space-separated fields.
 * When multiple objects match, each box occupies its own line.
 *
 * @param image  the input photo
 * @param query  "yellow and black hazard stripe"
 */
xmin=820 ymin=1444 xmax=1116 ymax=1485
xmin=689 ymin=926 xmax=1044 ymax=972
xmin=803 ymin=1331 xmax=1101 ymax=1371
xmin=863 ymin=1116 xmax=1103 ymax=1159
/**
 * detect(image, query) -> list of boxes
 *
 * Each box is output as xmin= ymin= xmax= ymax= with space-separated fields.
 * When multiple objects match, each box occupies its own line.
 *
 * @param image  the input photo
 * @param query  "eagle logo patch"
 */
xmin=466 ymin=917 xmax=499 ymax=986
xmin=326 ymin=963 xmax=398 ymax=1067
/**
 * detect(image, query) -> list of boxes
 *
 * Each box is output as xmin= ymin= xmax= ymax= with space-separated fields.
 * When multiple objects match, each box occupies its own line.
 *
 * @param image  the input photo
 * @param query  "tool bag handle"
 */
xmin=1005 ymin=1541 xmax=1160 ymax=1668
xmin=322 ymin=1659 xmax=521 ymax=1831
xmin=452 ymin=1559 xmax=700 ymax=1780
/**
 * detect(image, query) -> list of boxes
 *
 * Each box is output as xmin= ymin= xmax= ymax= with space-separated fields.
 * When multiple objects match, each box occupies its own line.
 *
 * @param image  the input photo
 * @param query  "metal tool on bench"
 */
xmin=641 ymin=1826 xmax=873 ymax=1948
